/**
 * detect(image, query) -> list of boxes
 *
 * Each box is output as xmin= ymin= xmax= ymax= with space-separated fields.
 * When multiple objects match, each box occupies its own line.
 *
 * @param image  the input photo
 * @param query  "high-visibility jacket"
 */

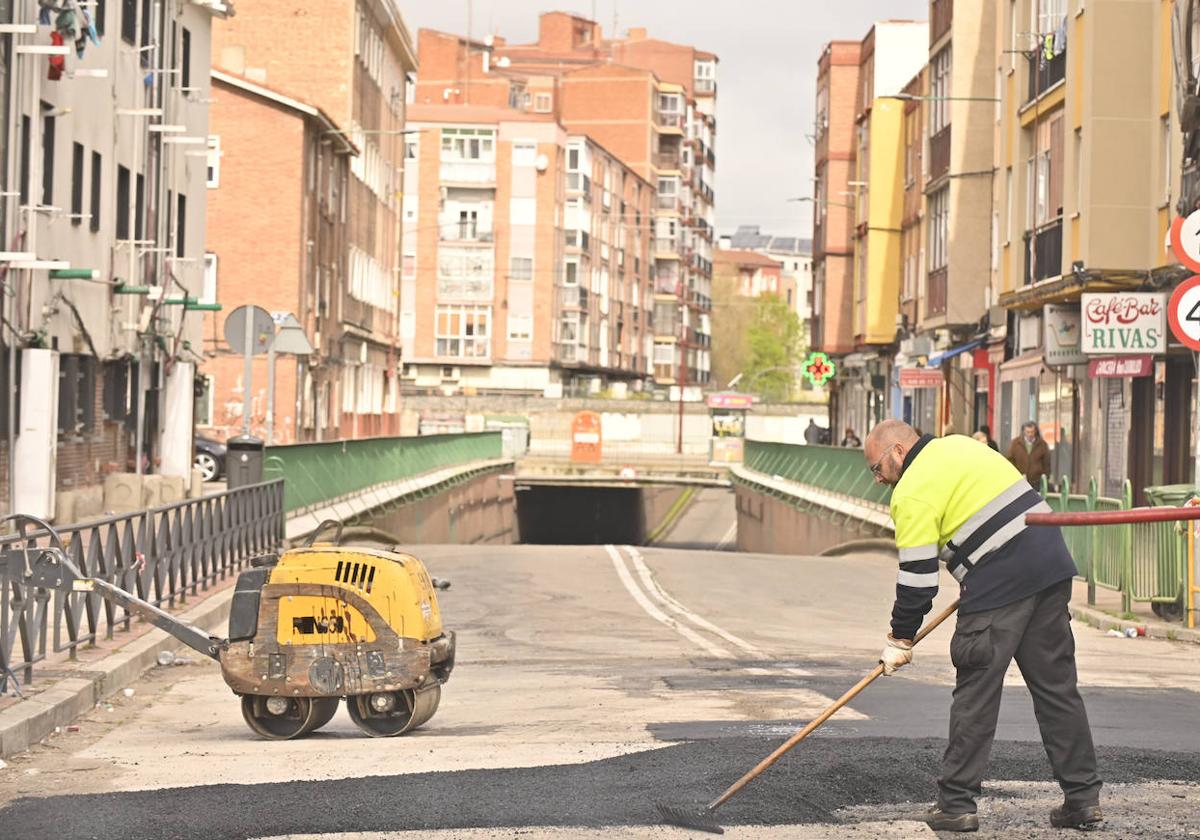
xmin=888 ymin=434 xmax=1077 ymax=639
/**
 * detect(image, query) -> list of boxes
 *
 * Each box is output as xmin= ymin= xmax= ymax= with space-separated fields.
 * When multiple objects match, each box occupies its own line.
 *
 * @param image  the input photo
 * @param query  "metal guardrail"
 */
xmin=737 ymin=439 xmax=1189 ymax=617
xmin=1 ymin=480 xmax=284 ymax=690
xmin=264 ymin=432 xmax=504 ymax=514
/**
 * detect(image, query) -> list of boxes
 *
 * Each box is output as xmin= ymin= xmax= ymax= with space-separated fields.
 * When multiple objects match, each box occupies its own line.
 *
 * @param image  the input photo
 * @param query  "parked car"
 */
xmin=193 ymin=435 xmax=227 ymax=482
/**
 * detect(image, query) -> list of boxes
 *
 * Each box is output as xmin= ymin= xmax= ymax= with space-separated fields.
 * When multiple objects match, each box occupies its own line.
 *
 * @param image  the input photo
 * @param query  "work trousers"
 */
xmin=938 ymin=579 xmax=1103 ymax=814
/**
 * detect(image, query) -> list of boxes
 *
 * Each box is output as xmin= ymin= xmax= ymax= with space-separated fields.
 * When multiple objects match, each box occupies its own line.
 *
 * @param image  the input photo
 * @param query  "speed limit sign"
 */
xmin=1168 ymin=275 xmax=1200 ymax=351
xmin=1170 ymin=211 xmax=1200 ymax=272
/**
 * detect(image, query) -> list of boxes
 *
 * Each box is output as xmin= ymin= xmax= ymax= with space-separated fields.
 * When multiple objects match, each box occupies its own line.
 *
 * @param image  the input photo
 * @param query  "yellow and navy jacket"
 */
xmin=889 ymin=434 xmax=1077 ymax=639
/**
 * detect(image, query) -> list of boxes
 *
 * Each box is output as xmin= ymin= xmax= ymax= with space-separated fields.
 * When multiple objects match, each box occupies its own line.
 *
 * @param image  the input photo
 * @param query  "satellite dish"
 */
xmin=497 ymin=56 xmax=511 ymax=68
xmin=535 ymin=153 xmax=549 ymax=172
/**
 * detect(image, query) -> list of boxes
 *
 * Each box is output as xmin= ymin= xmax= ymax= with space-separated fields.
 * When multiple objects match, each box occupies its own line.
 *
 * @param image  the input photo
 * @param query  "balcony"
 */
xmin=656 ymin=110 xmax=685 ymax=132
xmin=562 ymin=285 xmax=589 ymax=310
xmin=1023 ymin=218 xmax=1064 ymax=284
xmin=653 ymin=151 xmax=681 ymax=171
xmin=656 ymin=193 xmax=680 ymax=212
xmin=655 ymin=272 xmax=679 ymax=295
xmin=1026 ymin=48 xmax=1066 ymax=105
xmin=694 ymin=78 xmax=716 ymax=95
xmin=926 ymin=266 xmax=947 ymax=318
xmin=439 ymin=160 xmax=496 ymax=185
xmin=565 ymin=229 xmax=591 ymax=253
xmin=929 ymin=126 xmax=951 ymax=182
xmin=566 ymin=171 xmax=591 ymax=196
xmin=440 ymin=223 xmax=494 ymax=243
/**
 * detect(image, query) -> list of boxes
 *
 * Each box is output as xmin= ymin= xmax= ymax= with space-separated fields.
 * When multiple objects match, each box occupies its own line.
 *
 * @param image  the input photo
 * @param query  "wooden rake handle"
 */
xmin=707 ymin=598 xmax=961 ymax=812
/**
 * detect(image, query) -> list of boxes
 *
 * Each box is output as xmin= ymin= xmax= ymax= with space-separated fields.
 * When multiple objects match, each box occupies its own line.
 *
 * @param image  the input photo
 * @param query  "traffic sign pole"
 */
xmin=242 ymin=306 xmax=254 ymax=437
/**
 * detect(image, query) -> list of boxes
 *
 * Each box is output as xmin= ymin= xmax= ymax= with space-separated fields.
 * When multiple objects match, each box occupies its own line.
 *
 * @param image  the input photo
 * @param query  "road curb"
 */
xmin=0 ymin=586 xmax=234 ymax=759
xmin=1069 ymin=602 xmax=1200 ymax=644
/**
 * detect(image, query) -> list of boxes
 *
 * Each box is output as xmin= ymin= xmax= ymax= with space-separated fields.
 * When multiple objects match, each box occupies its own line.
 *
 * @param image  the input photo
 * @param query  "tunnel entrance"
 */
xmin=516 ymin=485 xmax=647 ymax=545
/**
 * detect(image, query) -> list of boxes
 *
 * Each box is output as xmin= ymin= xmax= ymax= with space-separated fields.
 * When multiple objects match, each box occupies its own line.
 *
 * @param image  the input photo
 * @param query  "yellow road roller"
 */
xmin=2 ymin=516 xmax=454 ymax=740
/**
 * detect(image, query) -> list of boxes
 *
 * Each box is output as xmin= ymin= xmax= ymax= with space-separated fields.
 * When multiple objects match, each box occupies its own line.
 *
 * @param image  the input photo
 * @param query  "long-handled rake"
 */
xmin=657 ymin=599 xmax=960 ymax=834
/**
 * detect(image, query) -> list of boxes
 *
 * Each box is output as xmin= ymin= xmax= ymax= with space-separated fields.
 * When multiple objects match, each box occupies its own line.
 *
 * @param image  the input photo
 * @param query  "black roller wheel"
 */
xmin=306 ymin=698 xmax=341 ymax=732
xmin=241 ymin=695 xmax=322 ymax=740
xmin=347 ymin=685 xmax=441 ymax=737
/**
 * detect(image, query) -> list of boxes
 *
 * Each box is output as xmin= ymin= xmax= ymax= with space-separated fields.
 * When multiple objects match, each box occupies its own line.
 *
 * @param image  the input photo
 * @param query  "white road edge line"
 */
xmin=604 ymin=544 xmax=734 ymax=659
xmin=622 ymin=545 xmax=813 ymax=677
xmin=715 ymin=521 xmax=737 ymax=550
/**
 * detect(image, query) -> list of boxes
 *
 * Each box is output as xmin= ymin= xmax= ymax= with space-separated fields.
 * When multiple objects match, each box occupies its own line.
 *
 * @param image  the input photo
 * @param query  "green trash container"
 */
xmin=1142 ymin=484 xmax=1196 ymax=620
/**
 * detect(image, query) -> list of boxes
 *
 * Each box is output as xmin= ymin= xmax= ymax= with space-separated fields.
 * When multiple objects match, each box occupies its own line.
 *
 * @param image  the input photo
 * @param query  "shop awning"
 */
xmin=927 ymin=337 xmax=986 ymax=367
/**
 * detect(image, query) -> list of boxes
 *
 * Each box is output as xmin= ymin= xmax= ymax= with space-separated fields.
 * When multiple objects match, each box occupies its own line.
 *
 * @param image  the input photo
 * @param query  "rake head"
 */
xmin=656 ymin=802 xmax=725 ymax=834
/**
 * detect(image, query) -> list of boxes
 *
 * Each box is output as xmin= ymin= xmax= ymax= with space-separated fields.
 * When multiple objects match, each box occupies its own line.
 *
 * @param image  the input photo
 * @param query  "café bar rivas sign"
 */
xmin=1080 ymin=293 xmax=1167 ymax=355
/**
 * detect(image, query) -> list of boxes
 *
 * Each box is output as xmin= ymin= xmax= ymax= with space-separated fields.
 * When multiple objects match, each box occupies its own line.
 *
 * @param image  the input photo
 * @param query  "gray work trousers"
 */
xmin=938 ymin=579 xmax=1103 ymax=814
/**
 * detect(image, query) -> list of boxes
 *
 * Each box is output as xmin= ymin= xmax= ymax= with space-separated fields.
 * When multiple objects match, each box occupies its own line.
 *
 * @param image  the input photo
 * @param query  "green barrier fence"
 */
xmin=742 ymin=439 xmax=1191 ymax=616
xmin=263 ymin=432 xmax=505 ymax=513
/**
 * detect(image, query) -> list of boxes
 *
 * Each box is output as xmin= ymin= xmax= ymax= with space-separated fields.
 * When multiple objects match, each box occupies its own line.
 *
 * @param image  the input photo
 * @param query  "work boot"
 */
xmin=1050 ymin=803 xmax=1103 ymax=830
xmin=922 ymin=806 xmax=980 ymax=832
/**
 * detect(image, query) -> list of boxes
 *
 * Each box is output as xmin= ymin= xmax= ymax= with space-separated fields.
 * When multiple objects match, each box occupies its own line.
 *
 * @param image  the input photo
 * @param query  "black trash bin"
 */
xmin=226 ymin=435 xmax=265 ymax=488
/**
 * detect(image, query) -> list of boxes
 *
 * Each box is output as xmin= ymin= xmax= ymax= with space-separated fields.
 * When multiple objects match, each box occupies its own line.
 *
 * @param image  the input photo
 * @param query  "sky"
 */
xmin=403 ymin=0 xmax=928 ymax=244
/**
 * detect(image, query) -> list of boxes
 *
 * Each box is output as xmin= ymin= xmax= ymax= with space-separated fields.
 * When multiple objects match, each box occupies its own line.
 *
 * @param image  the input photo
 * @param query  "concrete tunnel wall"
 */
xmin=734 ymin=483 xmax=892 ymax=555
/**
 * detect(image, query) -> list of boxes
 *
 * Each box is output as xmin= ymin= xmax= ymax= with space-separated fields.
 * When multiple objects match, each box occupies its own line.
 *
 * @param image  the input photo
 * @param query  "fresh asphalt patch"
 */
xmin=2 ymin=736 xmax=1198 ymax=840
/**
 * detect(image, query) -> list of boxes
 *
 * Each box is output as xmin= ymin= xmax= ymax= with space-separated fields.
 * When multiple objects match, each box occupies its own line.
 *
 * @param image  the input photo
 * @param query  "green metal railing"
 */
xmin=263 ymin=432 xmax=504 ymax=513
xmin=739 ymin=439 xmax=1190 ymax=616
xmin=743 ymin=440 xmax=893 ymax=507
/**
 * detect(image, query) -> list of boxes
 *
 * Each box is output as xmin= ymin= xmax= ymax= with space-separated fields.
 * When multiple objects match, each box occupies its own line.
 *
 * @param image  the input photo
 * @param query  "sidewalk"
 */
xmin=1069 ymin=578 xmax=1200 ymax=644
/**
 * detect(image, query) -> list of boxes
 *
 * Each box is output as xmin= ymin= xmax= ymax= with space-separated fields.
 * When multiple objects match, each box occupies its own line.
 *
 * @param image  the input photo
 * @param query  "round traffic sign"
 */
xmin=1167 ymin=275 xmax=1200 ymax=351
xmin=1170 ymin=212 xmax=1200 ymax=272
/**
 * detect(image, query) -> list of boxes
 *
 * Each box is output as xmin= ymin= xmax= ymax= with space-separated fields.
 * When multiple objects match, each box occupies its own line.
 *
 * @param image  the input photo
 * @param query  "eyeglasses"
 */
xmin=869 ymin=444 xmax=899 ymax=477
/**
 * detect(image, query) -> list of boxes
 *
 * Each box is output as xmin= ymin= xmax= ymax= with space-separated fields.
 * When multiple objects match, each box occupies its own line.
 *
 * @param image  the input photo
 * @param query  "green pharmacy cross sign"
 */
xmin=803 ymin=351 xmax=836 ymax=387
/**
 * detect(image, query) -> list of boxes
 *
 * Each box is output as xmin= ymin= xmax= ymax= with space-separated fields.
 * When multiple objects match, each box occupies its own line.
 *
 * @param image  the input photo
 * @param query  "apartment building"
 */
xmin=840 ymin=21 xmax=928 ymax=438
xmin=1 ymin=0 xmax=223 ymax=520
xmin=724 ymin=225 xmax=814 ymax=322
xmin=991 ymin=0 xmax=1189 ymax=503
xmin=211 ymin=0 xmax=416 ymax=439
xmin=200 ymin=72 xmax=355 ymax=445
xmin=895 ymin=0 xmax=998 ymax=438
xmin=401 ymin=30 xmax=653 ymax=396
xmin=712 ymin=249 xmax=789 ymax=389
xmin=492 ymin=13 xmax=718 ymax=388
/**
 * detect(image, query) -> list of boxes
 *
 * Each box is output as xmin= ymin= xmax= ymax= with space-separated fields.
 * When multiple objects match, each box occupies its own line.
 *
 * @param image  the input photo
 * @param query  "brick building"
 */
xmin=200 ymin=72 xmax=356 ymax=444
xmin=400 ymin=30 xmax=653 ymax=395
xmin=209 ymin=0 xmax=416 ymax=440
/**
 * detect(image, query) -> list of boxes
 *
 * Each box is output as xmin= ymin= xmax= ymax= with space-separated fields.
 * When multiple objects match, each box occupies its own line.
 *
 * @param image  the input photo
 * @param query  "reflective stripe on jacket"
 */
xmin=889 ymin=434 xmax=1077 ymax=639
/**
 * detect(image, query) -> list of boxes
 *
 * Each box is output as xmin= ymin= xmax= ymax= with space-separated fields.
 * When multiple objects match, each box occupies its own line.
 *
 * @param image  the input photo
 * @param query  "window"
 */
xmin=18 ymin=115 xmax=30 ymax=204
xmin=41 ymin=103 xmax=55 ymax=206
xmin=929 ymin=47 xmax=952 ymax=134
xmin=71 ymin=143 xmax=84 ymax=224
xmin=512 ymin=142 xmax=536 ymax=167
xmin=694 ymin=60 xmax=716 ymax=93
xmin=121 ymin=0 xmax=134 ymax=43
xmin=567 ymin=146 xmax=580 ymax=170
xmin=533 ymin=92 xmax=552 ymax=113
xmin=95 ymin=0 xmax=105 ymax=35
xmin=1029 ymin=112 xmax=1064 ymax=227
xmin=57 ymin=354 xmax=97 ymax=436
xmin=135 ymin=173 xmax=145 ymax=239
xmin=508 ymin=82 xmax=527 ymax=110
xmin=202 ymin=253 xmax=217 ymax=304
xmin=435 ymin=304 xmax=490 ymax=358
xmin=440 ymin=128 xmax=495 ymax=161
xmin=929 ymin=187 xmax=949 ymax=270
xmin=139 ymin=0 xmax=152 ymax=53
xmin=116 ymin=165 xmax=130 ymax=239
xmin=564 ymin=259 xmax=579 ymax=286
xmin=348 ymin=246 xmax=392 ymax=308
xmin=437 ymin=248 xmax=493 ymax=299
xmin=205 ymin=135 xmax=220 ymax=187
xmin=1033 ymin=0 xmax=1067 ymax=37
xmin=507 ymin=313 xmax=532 ymax=341
xmin=181 ymin=27 xmax=191 ymax=88
xmin=193 ymin=374 xmax=212 ymax=426
xmin=510 ymin=257 xmax=533 ymax=281
xmin=405 ymin=140 xmax=418 ymax=160
xmin=173 ymin=192 xmax=187 ymax=257
xmin=90 ymin=151 xmax=101 ymax=232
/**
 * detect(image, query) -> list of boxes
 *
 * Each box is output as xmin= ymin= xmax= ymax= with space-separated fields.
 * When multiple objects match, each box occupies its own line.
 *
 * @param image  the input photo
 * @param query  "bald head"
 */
xmin=864 ymin=420 xmax=921 ymax=487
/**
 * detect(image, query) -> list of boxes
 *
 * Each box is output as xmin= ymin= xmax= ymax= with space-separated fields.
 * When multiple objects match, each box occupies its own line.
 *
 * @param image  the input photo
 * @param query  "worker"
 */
xmin=863 ymin=419 xmax=1102 ymax=833
xmin=1008 ymin=420 xmax=1050 ymax=488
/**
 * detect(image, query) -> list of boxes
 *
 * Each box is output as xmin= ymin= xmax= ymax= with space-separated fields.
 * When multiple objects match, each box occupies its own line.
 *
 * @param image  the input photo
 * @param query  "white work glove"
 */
xmin=880 ymin=635 xmax=914 ymax=675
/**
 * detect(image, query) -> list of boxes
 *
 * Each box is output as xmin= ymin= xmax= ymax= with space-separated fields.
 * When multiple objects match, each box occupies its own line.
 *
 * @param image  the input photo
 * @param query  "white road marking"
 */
xmin=715 ymin=521 xmax=737 ymax=550
xmin=604 ymin=544 xmax=734 ymax=659
xmin=619 ymin=545 xmax=812 ymax=677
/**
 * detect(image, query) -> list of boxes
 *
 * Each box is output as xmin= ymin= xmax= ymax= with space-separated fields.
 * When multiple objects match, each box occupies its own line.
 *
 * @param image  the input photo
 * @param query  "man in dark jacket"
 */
xmin=1008 ymin=421 xmax=1051 ymax=488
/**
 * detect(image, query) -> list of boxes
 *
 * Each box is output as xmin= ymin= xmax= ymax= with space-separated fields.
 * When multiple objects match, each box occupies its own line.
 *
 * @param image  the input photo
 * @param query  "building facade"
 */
xmin=211 ymin=0 xmax=416 ymax=440
xmin=1 ymin=0 xmax=224 ymax=520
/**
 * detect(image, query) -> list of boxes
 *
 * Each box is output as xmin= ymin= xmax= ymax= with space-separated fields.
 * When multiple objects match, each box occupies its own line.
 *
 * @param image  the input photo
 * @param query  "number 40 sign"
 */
xmin=1168 ymin=213 xmax=1200 ymax=351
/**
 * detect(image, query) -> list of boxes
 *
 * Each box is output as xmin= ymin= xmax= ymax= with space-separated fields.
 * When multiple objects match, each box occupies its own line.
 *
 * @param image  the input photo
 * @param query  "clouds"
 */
xmin=404 ymin=0 xmax=926 ymax=239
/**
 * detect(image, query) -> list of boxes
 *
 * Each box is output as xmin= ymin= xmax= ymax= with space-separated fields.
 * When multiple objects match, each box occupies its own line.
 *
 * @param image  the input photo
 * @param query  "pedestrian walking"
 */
xmin=863 ymin=419 xmax=1102 ymax=833
xmin=977 ymin=424 xmax=999 ymax=452
xmin=840 ymin=427 xmax=861 ymax=448
xmin=1008 ymin=421 xmax=1050 ymax=488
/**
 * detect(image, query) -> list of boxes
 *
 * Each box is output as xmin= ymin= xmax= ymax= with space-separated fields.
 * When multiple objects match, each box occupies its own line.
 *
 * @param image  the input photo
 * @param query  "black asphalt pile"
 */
xmin=3 ymin=736 xmax=1198 ymax=840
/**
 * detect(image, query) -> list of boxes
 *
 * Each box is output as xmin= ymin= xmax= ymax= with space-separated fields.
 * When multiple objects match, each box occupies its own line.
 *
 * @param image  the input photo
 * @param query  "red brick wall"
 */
xmin=560 ymin=67 xmax=654 ymax=180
